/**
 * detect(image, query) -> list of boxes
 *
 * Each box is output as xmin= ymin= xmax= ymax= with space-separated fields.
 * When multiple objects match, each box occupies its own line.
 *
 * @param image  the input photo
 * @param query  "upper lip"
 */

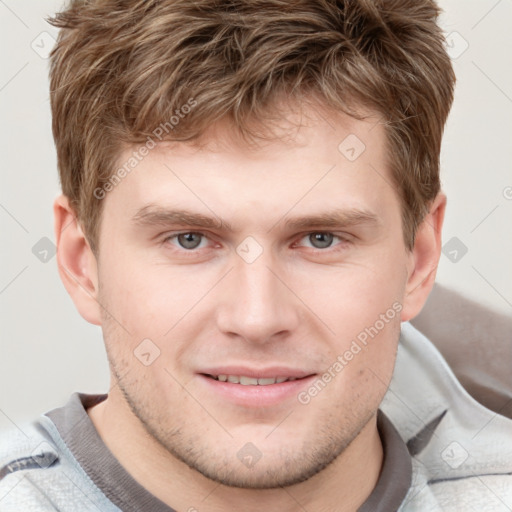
xmin=198 ymin=367 xmax=316 ymax=379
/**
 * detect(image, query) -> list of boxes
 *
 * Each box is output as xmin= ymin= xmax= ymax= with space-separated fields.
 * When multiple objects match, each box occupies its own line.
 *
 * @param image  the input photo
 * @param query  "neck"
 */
xmin=88 ymin=390 xmax=383 ymax=512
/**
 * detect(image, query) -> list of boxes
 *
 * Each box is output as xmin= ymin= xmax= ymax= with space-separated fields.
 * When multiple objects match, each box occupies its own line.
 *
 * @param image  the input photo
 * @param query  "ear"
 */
xmin=53 ymin=194 xmax=102 ymax=325
xmin=401 ymin=193 xmax=446 ymax=322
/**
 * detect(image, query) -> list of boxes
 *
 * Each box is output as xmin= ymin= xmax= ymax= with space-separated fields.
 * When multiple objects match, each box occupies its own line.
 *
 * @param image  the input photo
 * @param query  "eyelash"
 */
xmin=160 ymin=231 xmax=351 ymax=255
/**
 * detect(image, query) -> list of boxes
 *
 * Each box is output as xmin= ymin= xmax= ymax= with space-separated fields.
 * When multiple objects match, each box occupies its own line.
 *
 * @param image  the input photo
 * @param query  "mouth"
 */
xmin=203 ymin=374 xmax=301 ymax=385
xmin=197 ymin=370 xmax=316 ymax=407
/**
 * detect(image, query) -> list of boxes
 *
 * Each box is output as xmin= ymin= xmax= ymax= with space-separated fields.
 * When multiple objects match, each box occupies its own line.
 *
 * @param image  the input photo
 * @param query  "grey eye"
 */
xmin=309 ymin=232 xmax=334 ymax=249
xmin=177 ymin=232 xmax=203 ymax=249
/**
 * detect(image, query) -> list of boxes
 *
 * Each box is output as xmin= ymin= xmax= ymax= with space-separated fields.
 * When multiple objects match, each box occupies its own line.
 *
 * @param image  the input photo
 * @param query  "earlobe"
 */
xmin=401 ymin=193 xmax=446 ymax=322
xmin=53 ymin=195 xmax=102 ymax=325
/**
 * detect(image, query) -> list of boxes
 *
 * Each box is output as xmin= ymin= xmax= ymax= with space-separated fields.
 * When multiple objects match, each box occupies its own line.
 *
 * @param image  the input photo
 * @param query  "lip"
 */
xmin=199 ymin=366 xmax=314 ymax=379
xmin=197 ymin=367 xmax=317 ymax=408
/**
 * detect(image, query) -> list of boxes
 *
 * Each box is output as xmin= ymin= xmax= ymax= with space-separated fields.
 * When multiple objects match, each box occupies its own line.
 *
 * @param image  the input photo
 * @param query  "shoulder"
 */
xmin=0 ymin=420 xmax=61 ymax=511
xmin=384 ymin=323 xmax=512 ymax=511
xmin=0 ymin=412 xmax=117 ymax=512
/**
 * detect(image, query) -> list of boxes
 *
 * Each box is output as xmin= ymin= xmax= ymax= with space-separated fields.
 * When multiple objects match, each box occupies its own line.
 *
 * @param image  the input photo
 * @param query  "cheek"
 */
xmin=303 ymin=256 xmax=407 ymax=335
xmin=300 ymin=255 xmax=406 ymax=382
xmin=98 ymin=251 xmax=209 ymax=335
xmin=309 ymin=313 xmax=401 ymax=417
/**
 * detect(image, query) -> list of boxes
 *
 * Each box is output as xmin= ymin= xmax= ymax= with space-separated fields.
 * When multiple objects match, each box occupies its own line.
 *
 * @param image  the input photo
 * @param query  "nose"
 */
xmin=215 ymin=250 xmax=300 ymax=345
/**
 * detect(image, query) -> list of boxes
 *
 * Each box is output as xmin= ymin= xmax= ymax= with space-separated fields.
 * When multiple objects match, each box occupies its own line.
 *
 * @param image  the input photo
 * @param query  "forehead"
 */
xmin=103 ymin=105 xmax=399 ymax=231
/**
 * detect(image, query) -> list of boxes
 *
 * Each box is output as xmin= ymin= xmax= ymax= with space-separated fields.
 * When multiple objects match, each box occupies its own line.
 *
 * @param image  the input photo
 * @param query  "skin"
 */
xmin=54 ymin=102 xmax=445 ymax=512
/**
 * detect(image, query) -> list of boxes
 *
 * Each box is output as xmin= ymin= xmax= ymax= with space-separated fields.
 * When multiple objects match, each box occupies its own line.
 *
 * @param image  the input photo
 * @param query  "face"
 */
xmin=93 ymin=106 xmax=412 ymax=488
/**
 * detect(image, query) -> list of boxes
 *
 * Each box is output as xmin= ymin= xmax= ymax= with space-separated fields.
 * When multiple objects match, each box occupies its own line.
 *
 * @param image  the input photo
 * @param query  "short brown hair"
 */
xmin=47 ymin=0 xmax=455 ymax=253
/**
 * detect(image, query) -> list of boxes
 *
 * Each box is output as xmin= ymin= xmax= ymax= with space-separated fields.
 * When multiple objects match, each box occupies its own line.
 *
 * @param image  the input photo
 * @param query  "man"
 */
xmin=1 ymin=0 xmax=511 ymax=511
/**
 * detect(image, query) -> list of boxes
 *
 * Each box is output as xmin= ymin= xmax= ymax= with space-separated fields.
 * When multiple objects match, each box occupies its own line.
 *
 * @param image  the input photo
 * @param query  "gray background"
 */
xmin=1 ymin=0 xmax=511 ymax=428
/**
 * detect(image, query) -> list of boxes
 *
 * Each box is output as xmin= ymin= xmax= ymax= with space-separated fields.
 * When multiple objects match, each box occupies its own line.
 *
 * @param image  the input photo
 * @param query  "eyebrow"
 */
xmin=283 ymin=209 xmax=379 ymax=231
xmin=131 ymin=205 xmax=380 ymax=232
xmin=132 ymin=206 xmax=230 ymax=230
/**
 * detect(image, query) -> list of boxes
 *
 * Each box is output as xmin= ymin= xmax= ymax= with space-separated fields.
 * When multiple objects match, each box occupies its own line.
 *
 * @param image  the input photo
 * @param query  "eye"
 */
xmin=297 ymin=232 xmax=345 ymax=250
xmin=165 ymin=232 xmax=207 ymax=250
xmin=308 ymin=232 xmax=334 ymax=249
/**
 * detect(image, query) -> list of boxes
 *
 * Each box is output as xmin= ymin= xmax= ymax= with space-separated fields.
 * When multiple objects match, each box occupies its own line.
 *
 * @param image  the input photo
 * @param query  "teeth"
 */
xmin=257 ymin=377 xmax=277 ymax=385
xmin=240 ymin=376 xmax=259 ymax=385
xmin=212 ymin=375 xmax=297 ymax=385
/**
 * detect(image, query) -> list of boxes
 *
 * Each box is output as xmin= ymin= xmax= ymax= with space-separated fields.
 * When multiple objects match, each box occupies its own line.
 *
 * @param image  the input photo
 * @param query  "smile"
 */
xmin=206 ymin=375 xmax=298 ymax=385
